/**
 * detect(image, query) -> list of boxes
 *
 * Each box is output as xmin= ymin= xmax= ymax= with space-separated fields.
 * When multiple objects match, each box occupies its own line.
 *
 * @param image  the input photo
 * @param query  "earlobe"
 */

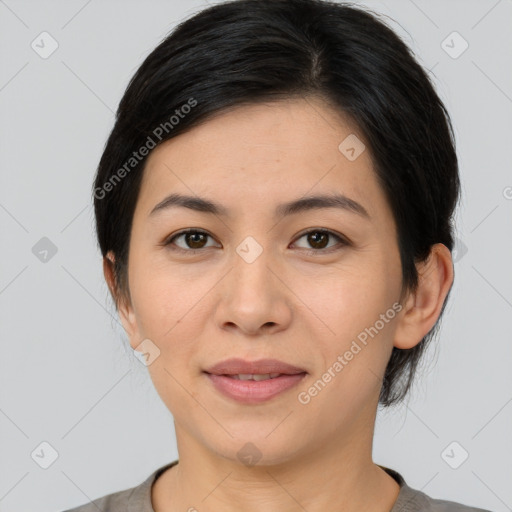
xmin=102 ymin=251 xmax=138 ymax=344
xmin=393 ymin=243 xmax=454 ymax=350
xmin=117 ymin=300 xmax=138 ymax=344
xmin=103 ymin=251 xmax=117 ymax=302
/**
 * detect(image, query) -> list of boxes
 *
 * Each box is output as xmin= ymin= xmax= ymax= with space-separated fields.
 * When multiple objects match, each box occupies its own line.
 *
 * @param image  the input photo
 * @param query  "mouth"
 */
xmin=204 ymin=357 xmax=307 ymax=376
xmin=220 ymin=373 xmax=290 ymax=381
xmin=203 ymin=358 xmax=308 ymax=404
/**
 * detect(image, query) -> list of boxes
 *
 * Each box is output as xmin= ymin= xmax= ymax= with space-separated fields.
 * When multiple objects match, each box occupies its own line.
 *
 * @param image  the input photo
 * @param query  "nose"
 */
xmin=213 ymin=243 xmax=292 ymax=337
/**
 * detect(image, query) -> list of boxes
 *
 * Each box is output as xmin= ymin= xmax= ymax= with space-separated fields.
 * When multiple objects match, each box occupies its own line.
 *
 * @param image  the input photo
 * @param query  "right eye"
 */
xmin=163 ymin=229 xmax=220 ymax=254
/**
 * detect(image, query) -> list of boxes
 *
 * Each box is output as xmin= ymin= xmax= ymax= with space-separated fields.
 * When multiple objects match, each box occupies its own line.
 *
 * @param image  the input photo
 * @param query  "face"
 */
xmin=116 ymin=97 xmax=407 ymax=466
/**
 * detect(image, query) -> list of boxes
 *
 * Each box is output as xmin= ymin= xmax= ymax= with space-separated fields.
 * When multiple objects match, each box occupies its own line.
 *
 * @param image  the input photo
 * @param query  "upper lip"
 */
xmin=204 ymin=358 xmax=307 ymax=376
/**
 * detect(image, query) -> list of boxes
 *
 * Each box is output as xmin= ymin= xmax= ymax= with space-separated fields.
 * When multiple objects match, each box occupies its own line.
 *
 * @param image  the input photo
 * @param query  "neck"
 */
xmin=152 ymin=419 xmax=400 ymax=512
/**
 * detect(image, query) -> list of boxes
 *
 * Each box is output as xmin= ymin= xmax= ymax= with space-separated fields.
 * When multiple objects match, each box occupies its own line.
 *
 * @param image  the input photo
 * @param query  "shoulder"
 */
xmin=403 ymin=489 xmax=491 ymax=512
xmin=397 ymin=481 xmax=494 ymax=512
xmin=60 ymin=460 xmax=179 ymax=512
xmin=381 ymin=466 xmax=494 ymax=512
xmin=61 ymin=485 xmax=139 ymax=512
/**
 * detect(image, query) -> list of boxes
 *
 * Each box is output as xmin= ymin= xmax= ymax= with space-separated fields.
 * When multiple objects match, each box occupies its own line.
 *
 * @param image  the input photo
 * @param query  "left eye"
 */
xmin=293 ymin=229 xmax=348 ymax=253
xmin=163 ymin=229 xmax=348 ymax=254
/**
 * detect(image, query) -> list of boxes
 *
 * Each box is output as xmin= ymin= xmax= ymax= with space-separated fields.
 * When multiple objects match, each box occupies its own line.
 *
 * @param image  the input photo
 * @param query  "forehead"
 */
xmin=136 ymin=98 xmax=390 ymax=225
xmin=153 ymin=97 xmax=360 ymax=167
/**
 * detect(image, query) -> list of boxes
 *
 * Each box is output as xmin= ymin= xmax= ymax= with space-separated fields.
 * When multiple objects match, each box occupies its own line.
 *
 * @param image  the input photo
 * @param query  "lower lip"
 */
xmin=205 ymin=372 xmax=307 ymax=404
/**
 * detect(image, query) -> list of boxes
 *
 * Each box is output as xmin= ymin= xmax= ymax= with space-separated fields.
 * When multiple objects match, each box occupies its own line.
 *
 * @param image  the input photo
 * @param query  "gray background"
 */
xmin=1 ymin=0 xmax=511 ymax=511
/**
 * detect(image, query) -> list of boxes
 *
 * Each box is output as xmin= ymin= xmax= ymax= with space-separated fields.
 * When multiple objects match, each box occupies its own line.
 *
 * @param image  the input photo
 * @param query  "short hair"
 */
xmin=93 ymin=0 xmax=460 ymax=408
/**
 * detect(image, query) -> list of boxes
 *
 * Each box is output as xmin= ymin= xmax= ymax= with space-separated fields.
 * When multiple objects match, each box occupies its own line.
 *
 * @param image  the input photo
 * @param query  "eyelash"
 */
xmin=162 ymin=228 xmax=350 ymax=256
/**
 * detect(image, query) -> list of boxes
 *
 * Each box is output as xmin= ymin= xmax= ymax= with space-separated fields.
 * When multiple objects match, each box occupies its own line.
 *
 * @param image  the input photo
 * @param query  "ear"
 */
xmin=393 ymin=243 xmax=454 ymax=350
xmin=103 ymin=251 xmax=139 ymax=345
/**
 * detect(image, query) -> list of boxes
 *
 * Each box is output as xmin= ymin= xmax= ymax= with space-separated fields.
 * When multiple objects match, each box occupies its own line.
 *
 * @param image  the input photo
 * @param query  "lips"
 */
xmin=203 ymin=357 xmax=307 ymax=377
xmin=203 ymin=358 xmax=308 ymax=403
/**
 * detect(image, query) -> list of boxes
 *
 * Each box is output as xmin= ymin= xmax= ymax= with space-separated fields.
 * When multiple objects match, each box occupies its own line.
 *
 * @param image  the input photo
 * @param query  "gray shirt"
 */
xmin=62 ymin=460 xmax=493 ymax=512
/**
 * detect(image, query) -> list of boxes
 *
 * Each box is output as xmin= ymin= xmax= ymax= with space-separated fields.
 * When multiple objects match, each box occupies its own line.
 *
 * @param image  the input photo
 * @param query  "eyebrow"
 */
xmin=149 ymin=192 xmax=370 ymax=220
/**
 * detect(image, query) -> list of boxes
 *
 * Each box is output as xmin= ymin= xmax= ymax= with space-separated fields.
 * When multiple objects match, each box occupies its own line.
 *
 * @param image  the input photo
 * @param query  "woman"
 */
xmin=64 ymin=0 xmax=492 ymax=510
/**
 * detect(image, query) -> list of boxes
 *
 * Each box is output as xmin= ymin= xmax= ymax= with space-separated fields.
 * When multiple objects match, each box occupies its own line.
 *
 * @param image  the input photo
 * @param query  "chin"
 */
xmin=205 ymin=432 xmax=305 ymax=469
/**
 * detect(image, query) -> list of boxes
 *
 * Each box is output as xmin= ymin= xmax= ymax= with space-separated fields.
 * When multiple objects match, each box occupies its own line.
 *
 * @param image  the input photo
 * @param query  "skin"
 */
xmin=103 ymin=97 xmax=454 ymax=512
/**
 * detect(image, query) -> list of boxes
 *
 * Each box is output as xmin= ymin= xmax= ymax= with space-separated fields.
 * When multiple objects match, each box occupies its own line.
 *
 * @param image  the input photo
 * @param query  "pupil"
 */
xmin=309 ymin=232 xmax=327 ymax=249
xmin=188 ymin=232 xmax=205 ymax=248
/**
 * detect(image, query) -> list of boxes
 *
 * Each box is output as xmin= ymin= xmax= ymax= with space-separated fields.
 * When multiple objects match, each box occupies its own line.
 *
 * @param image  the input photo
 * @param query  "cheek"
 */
xmin=129 ymin=261 xmax=215 ymax=366
xmin=130 ymin=274 xmax=172 ymax=339
xmin=129 ymin=247 xmax=189 ymax=324
xmin=292 ymin=259 xmax=388 ymax=330
xmin=294 ymin=258 xmax=399 ymax=369
xmin=130 ymin=269 xmax=203 ymax=407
